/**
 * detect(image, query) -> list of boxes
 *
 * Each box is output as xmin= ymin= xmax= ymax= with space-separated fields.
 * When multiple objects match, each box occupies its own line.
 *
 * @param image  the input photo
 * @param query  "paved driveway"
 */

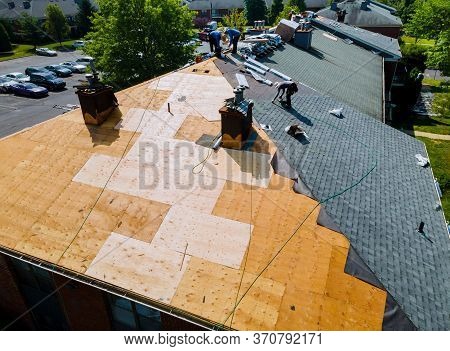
xmin=0 ymin=51 xmax=86 ymax=139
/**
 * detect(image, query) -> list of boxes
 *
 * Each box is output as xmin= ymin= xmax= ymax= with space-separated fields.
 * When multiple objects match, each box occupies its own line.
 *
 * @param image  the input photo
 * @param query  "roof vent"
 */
xmin=23 ymin=1 xmax=30 ymax=9
xmin=8 ymin=2 xmax=15 ymax=9
xmin=337 ymin=10 xmax=347 ymax=23
xmin=361 ymin=0 xmax=370 ymax=11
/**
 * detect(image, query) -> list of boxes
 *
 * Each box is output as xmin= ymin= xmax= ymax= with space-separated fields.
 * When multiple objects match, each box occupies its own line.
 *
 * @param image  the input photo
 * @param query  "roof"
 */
xmin=317 ymin=0 xmax=403 ymax=27
xmin=0 ymin=0 xmax=94 ymax=20
xmin=0 ymin=59 xmax=388 ymax=330
xmin=258 ymin=28 xmax=384 ymax=120
xmin=185 ymin=0 xmax=328 ymax=11
xmin=215 ymin=56 xmax=450 ymax=330
xmin=312 ymin=16 xmax=402 ymax=60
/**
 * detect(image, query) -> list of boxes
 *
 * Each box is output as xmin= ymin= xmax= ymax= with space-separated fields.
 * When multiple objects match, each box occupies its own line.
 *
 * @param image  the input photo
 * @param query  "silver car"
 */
xmin=0 ymin=76 xmax=15 ymax=93
xmin=60 ymin=61 xmax=87 ymax=73
xmin=5 ymin=72 xmax=30 ymax=82
xmin=36 ymin=47 xmax=58 ymax=56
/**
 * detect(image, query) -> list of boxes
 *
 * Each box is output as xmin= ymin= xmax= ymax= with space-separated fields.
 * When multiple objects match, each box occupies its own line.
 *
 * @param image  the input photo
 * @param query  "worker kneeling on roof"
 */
xmin=209 ymin=30 xmax=223 ymax=57
xmin=272 ymin=81 xmax=298 ymax=108
xmin=224 ymin=28 xmax=241 ymax=54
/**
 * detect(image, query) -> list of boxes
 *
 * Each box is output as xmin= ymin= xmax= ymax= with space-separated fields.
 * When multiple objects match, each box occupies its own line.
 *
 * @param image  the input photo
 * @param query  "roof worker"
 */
xmin=208 ymin=30 xmax=223 ymax=57
xmin=272 ymin=81 xmax=299 ymax=108
xmin=224 ymin=27 xmax=241 ymax=54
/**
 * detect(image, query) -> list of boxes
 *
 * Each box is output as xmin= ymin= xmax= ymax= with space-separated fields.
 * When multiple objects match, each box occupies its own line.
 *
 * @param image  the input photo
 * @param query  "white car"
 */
xmin=36 ymin=47 xmax=57 ymax=56
xmin=60 ymin=61 xmax=86 ymax=73
xmin=76 ymin=56 xmax=94 ymax=65
xmin=5 ymin=72 xmax=30 ymax=82
xmin=72 ymin=40 xmax=85 ymax=49
xmin=0 ymin=76 xmax=15 ymax=93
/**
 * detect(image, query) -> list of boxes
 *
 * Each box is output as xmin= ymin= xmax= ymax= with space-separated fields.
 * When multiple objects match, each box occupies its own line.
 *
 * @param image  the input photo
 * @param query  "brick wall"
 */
xmin=359 ymin=26 xmax=401 ymax=39
xmin=0 ymin=254 xmax=35 ymax=330
xmin=53 ymin=275 xmax=112 ymax=331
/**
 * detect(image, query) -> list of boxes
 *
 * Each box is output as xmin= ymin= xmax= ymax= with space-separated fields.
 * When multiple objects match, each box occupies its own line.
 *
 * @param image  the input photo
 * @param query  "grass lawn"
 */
xmin=402 ymin=35 xmax=435 ymax=47
xmin=397 ymin=115 xmax=450 ymax=135
xmin=418 ymin=137 xmax=450 ymax=220
xmin=0 ymin=40 xmax=77 ymax=62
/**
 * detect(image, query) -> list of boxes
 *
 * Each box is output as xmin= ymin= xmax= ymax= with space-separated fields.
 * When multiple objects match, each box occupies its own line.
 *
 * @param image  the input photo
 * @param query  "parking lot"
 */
xmin=0 ymin=51 xmax=86 ymax=138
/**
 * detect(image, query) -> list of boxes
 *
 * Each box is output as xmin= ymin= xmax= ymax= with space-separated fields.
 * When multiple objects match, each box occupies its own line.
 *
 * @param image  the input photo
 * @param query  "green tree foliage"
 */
xmin=405 ymin=0 xmax=450 ymax=40
xmin=269 ymin=0 xmax=284 ymax=25
xmin=222 ymin=9 xmax=247 ymax=34
xmin=376 ymin=0 xmax=417 ymax=24
xmin=0 ymin=18 xmax=14 ymax=41
xmin=85 ymin=0 xmax=194 ymax=88
xmin=244 ymin=0 xmax=267 ymax=24
xmin=427 ymin=30 xmax=450 ymax=76
xmin=0 ymin=23 xmax=12 ymax=52
xmin=401 ymin=43 xmax=428 ymax=71
xmin=76 ymin=0 xmax=97 ymax=37
xmin=275 ymin=5 xmax=300 ymax=25
xmin=287 ymin=0 xmax=306 ymax=12
xmin=19 ymin=13 xmax=41 ymax=49
xmin=44 ymin=4 xmax=70 ymax=46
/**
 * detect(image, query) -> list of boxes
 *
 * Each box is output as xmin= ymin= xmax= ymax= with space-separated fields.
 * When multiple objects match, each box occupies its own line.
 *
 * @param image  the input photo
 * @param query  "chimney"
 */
xmin=294 ymin=28 xmax=312 ymax=50
xmin=219 ymin=87 xmax=253 ymax=150
xmin=331 ymin=1 xmax=339 ymax=11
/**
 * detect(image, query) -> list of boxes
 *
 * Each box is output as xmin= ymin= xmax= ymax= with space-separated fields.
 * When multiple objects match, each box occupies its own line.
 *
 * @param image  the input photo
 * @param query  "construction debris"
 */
xmin=236 ymin=73 xmax=250 ymax=88
xmin=248 ymin=70 xmax=273 ymax=86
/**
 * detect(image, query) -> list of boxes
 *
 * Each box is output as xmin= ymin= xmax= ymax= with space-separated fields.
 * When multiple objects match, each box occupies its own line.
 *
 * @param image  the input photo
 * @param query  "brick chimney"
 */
xmin=219 ymin=87 xmax=254 ymax=150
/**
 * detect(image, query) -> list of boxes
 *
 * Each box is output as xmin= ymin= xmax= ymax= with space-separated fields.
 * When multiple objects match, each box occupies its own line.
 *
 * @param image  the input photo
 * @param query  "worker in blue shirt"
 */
xmin=225 ymin=28 xmax=241 ymax=54
xmin=208 ymin=30 xmax=223 ymax=57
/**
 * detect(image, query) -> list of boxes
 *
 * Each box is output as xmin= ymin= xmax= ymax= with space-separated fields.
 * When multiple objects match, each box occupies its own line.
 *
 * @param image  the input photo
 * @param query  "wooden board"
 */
xmin=86 ymin=232 xmax=190 ymax=304
xmin=152 ymin=205 xmax=251 ymax=269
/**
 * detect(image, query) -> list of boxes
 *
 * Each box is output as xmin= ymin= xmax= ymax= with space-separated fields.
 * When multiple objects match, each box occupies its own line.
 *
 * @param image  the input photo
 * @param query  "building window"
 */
xmin=9 ymin=259 xmax=69 ymax=330
xmin=106 ymin=294 xmax=161 ymax=331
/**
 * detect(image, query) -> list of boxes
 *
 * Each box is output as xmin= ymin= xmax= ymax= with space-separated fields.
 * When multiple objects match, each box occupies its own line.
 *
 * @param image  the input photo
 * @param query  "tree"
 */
xmin=19 ymin=13 xmax=41 ymax=50
xmin=275 ymin=5 xmax=300 ymax=24
xmin=244 ymin=0 xmax=267 ymax=25
xmin=85 ymin=0 xmax=194 ymax=88
xmin=0 ymin=23 xmax=12 ymax=52
xmin=44 ymin=4 xmax=70 ymax=46
xmin=287 ymin=0 xmax=306 ymax=13
xmin=269 ymin=0 xmax=284 ymax=25
xmin=427 ymin=30 xmax=450 ymax=76
xmin=76 ymin=0 xmax=96 ymax=37
xmin=222 ymin=9 xmax=247 ymax=35
xmin=404 ymin=0 xmax=450 ymax=40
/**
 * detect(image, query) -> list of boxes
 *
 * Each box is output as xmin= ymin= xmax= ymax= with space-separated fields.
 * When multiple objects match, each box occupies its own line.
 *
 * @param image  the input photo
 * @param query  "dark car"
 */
xmin=44 ymin=64 xmax=72 ymax=77
xmin=9 ymin=82 xmax=48 ymax=98
xmin=0 ymin=76 xmax=15 ymax=93
xmin=25 ymin=66 xmax=54 ymax=76
xmin=29 ymin=73 xmax=66 ymax=91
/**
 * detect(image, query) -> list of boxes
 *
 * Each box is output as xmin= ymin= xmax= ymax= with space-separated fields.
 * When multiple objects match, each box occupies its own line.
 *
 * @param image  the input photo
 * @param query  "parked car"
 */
xmin=0 ymin=76 xmax=15 ymax=93
xmin=76 ymin=56 xmax=94 ymax=65
xmin=44 ymin=64 xmax=72 ymax=77
xmin=60 ymin=61 xmax=86 ymax=73
xmin=72 ymin=40 xmax=85 ymax=48
xmin=29 ymin=73 xmax=66 ymax=91
xmin=25 ymin=66 xmax=54 ymax=76
xmin=9 ymin=82 xmax=48 ymax=97
xmin=36 ymin=47 xmax=58 ymax=56
xmin=5 ymin=72 xmax=30 ymax=82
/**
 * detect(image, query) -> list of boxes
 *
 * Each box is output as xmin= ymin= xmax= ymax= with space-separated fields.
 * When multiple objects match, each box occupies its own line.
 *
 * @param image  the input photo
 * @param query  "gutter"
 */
xmin=0 ymin=245 xmax=230 ymax=331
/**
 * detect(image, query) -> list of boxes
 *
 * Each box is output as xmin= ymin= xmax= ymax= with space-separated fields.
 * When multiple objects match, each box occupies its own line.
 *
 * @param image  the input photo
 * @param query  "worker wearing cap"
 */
xmin=225 ymin=28 xmax=241 ymax=54
xmin=208 ymin=30 xmax=222 ymax=57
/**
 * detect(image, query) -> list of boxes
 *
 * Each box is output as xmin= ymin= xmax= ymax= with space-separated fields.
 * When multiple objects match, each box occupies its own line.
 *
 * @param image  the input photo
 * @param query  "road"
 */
xmin=0 ymin=51 xmax=86 ymax=139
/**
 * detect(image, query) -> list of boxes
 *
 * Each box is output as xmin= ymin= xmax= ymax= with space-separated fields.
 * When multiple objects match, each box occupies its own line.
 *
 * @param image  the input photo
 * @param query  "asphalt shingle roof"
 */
xmin=312 ymin=16 xmax=402 ymax=59
xmin=215 ymin=38 xmax=450 ymax=330
xmin=249 ymin=95 xmax=450 ymax=330
xmin=258 ymin=29 xmax=384 ymax=121
xmin=317 ymin=0 xmax=403 ymax=27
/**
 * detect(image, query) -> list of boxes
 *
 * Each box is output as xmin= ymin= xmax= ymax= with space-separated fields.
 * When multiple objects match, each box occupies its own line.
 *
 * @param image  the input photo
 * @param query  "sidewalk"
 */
xmin=404 ymin=129 xmax=450 ymax=140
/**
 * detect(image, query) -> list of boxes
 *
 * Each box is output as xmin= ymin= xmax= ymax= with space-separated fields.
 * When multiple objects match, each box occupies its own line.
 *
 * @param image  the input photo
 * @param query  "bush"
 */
xmin=0 ymin=23 xmax=12 ymax=52
xmin=401 ymin=44 xmax=429 ymax=71
xmin=194 ymin=16 xmax=209 ymax=29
